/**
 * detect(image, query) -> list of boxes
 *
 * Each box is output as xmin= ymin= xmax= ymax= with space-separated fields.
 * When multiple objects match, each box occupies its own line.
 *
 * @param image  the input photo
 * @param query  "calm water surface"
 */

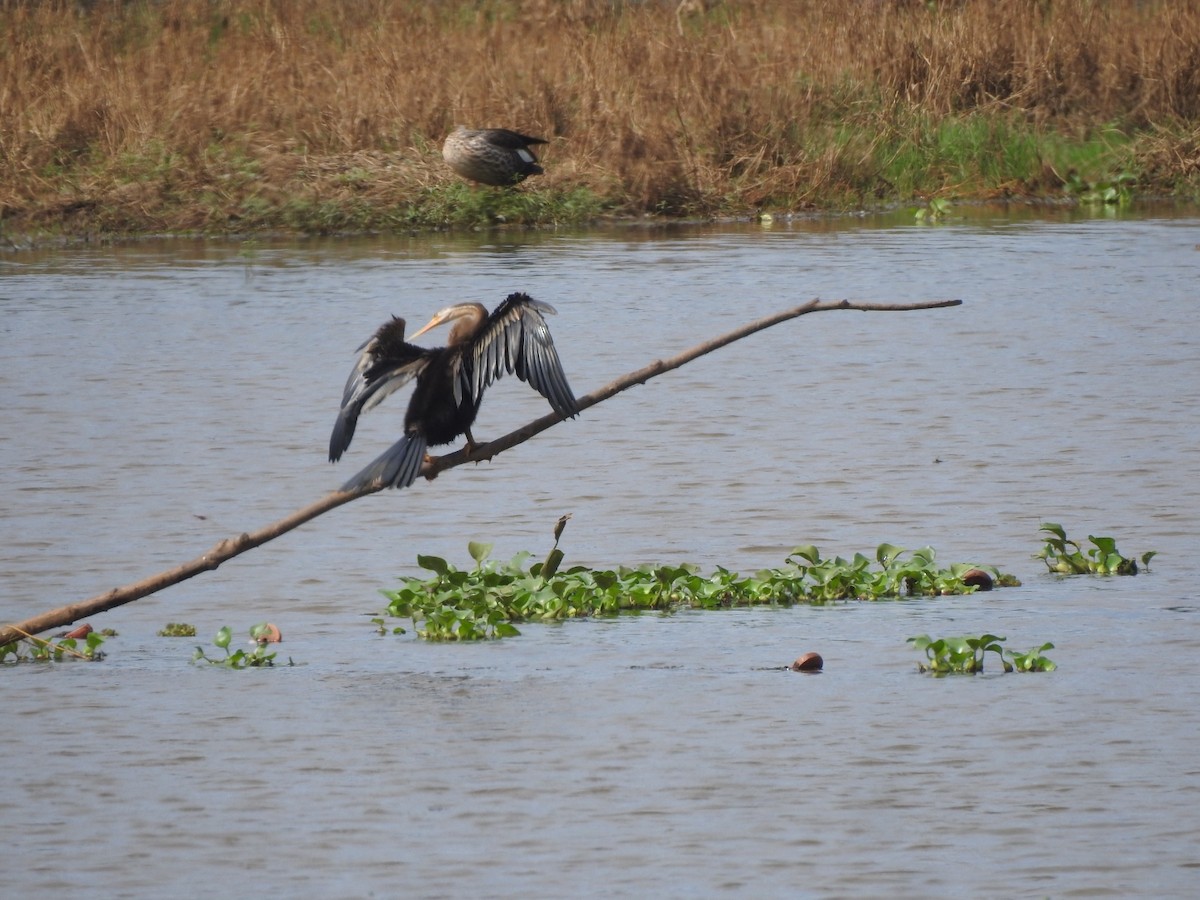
xmin=2 ymin=208 xmax=1199 ymax=897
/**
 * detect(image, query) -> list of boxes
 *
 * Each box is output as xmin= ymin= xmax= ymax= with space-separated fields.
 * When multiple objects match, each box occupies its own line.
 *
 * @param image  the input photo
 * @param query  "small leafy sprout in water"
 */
xmin=914 ymin=196 xmax=951 ymax=223
xmin=0 ymin=631 xmax=107 ymax=663
xmin=1035 ymin=522 xmax=1155 ymax=575
xmin=1007 ymin=642 xmax=1058 ymax=672
xmin=907 ymin=634 xmax=1056 ymax=675
xmin=377 ymin=538 xmax=1019 ymax=642
xmin=159 ymin=623 xmax=197 ymax=637
xmin=370 ymin=617 xmax=406 ymax=635
xmin=193 ymin=624 xmax=291 ymax=668
xmin=1064 ymin=171 xmax=1135 ymax=207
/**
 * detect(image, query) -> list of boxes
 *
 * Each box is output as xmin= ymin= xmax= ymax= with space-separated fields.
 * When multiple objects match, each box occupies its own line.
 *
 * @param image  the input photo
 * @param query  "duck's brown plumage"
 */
xmin=441 ymin=126 xmax=548 ymax=187
xmin=330 ymin=292 xmax=579 ymax=490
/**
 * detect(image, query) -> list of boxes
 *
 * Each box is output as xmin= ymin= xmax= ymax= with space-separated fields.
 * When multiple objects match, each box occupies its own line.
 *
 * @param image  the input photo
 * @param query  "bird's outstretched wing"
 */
xmin=459 ymin=292 xmax=580 ymax=420
xmin=329 ymin=317 xmax=429 ymax=463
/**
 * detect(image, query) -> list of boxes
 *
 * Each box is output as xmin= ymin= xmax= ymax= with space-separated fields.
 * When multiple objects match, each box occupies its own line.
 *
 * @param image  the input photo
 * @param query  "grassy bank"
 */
xmin=2 ymin=0 xmax=1199 ymax=240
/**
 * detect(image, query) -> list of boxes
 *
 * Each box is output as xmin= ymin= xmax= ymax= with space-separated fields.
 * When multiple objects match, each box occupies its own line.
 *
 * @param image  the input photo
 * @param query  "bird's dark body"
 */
xmin=329 ymin=292 xmax=578 ymax=491
xmin=404 ymin=348 xmax=483 ymax=447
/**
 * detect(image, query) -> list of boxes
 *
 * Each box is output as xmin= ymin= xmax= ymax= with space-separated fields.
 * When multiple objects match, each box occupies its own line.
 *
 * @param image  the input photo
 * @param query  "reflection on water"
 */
xmin=2 ymin=209 xmax=1199 ymax=897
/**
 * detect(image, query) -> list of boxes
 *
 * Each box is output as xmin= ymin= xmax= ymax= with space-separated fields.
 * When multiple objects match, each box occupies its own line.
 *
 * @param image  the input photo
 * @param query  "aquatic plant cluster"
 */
xmin=1035 ymin=522 xmax=1155 ymax=575
xmin=3 ymin=0 xmax=1199 ymax=237
xmin=158 ymin=623 xmax=197 ymax=637
xmin=192 ymin=623 xmax=290 ymax=668
xmin=907 ymin=634 xmax=1057 ymax=675
xmin=377 ymin=541 xmax=1018 ymax=641
xmin=0 ymin=630 xmax=107 ymax=663
xmin=906 ymin=523 xmax=1151 ymax=675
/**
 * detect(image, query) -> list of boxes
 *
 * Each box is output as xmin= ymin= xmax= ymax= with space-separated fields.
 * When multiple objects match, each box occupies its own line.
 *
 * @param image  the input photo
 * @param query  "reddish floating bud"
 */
xmin=962 ymin=569 xmax=994 ymax=591
xmin=791 ymin=651 xmax=823 ymax=672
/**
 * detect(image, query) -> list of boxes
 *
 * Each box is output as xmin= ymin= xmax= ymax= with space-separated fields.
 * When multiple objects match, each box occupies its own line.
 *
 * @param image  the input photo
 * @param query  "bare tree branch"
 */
xmin=1 ymin=297 xmax=960 ymax=645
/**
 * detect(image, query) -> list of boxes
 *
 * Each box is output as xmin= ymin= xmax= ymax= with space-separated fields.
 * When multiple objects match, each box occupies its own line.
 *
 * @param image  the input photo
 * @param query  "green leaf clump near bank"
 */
xmin=378 ymin=542 xmax=1019 ymax=642
xmin=907 ymin=634 xmax=1057 ymax=675
xmin=1035 ymin=522 xmax=1156 ymax=575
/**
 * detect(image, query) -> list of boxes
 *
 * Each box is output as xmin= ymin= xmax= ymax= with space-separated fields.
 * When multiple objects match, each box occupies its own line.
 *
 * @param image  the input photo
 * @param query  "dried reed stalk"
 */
xmin=2 ymin=1 xmax=1197 ymax=228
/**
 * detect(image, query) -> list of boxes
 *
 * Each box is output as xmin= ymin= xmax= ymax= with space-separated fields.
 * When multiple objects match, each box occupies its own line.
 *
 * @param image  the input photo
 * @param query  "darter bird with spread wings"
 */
xmin=329 ymin=292 xmax=579 ymax=491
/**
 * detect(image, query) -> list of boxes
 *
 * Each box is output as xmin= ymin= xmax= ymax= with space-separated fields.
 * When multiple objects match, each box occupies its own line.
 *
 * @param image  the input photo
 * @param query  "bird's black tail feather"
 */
xmin=328 ymin=408 xmax=358 ymax=463
xmin=340 ymin=433 xmax=428 ymax=491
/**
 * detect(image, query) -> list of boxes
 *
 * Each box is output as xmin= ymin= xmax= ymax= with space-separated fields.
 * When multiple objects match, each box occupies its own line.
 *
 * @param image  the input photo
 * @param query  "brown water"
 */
xmin=2 ymin=208 xmax=1199 ymax=897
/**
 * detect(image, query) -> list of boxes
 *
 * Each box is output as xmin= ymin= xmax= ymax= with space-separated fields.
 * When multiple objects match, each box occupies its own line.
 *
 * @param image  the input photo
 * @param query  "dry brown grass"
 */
xmin=2 ymin=0 xmax=1198 ymax=235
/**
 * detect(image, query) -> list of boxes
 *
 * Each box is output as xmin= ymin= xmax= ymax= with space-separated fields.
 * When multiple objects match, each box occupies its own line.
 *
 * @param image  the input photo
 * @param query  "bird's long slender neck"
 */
xmin=446 ymin=304 xmax=487 ymax=345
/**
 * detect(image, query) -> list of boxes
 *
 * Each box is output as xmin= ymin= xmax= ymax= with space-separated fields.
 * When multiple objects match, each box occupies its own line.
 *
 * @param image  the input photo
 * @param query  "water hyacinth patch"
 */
xmin=1035 ymin=522 xmax=1155 ymax=575
xmin=378 ymin=542 xmax=1018 ymax=641
xmin=907 ymin=634 xmax=1057 ymax=675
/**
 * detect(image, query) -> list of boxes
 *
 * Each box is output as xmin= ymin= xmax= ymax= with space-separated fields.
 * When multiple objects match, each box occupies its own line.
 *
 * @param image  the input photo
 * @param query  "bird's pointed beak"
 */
xmin=410 ymin=307 xmax=458 ymax=340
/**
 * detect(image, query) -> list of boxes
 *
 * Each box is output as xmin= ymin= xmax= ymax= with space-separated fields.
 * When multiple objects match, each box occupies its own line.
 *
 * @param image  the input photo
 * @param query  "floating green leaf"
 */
xmin=788 ymin=545 xmax=820 ymax=566
xmin=468 ymin=541 xmax=493 ymax=565
xmin=417 ymin=554 xmax=449 ymax=576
